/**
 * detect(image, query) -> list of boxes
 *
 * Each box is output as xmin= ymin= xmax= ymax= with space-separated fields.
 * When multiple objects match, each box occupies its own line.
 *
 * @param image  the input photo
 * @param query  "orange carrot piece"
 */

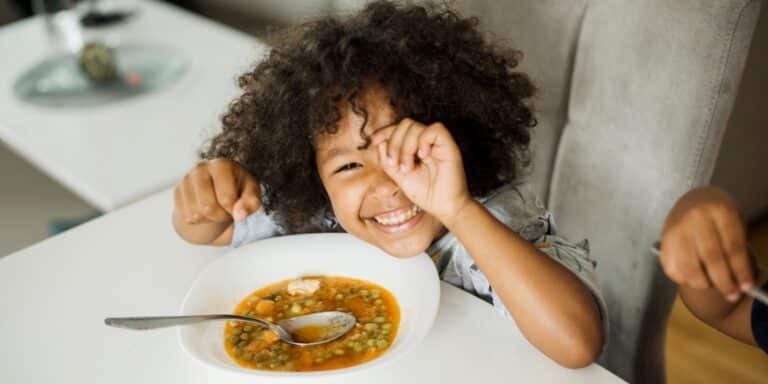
xmin=255 ymin=299 xmax=275 ymax=316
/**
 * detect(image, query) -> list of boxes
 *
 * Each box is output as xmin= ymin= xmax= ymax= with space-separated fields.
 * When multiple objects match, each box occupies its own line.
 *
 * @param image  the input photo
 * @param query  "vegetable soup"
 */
xmin=224 ymin=276 xmax=399 ymax=371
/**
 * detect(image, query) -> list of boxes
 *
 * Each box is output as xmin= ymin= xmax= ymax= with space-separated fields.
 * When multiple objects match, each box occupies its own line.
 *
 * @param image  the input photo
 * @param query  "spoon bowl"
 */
xmin=105 ymin=311 xmax=356 ymax=346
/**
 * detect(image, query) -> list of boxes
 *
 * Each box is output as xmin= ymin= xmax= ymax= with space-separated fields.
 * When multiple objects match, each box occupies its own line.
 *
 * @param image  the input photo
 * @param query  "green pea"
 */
xmin=371 ymin=290 xmax=381 ymax=298
xmin=376 ymin=340 xmax=388 ymax=349
xmin=232 ymin=327 xmax=243 ymax=335
xmin=360 ymin=289 xmax=369 ymax=296
xmin=364 ymin=323 xmax=378 ymax=331
xmin=290 ymin=303 xmax=302 ymax=314
xmin=274 ymin=295 xmax=282 ymax=302
xmin=243 ymin=325 xmax=253 ymax=332
xmin=373 ymin=316 xmax=386 ymax=323
xmin=235 ymin=348 xmax=244 ymax=356
xmin=243 ymin=352 xmax=253 ymax=361
xmin=333 ymin=348 xmax=345 ymax=355
xmin=278 ymin=354 xmax=289 ymax=361
xmin=367 ymin=339 xmax=375 ymax=347
xmin=269 ymin=363 xmax=278 ymax=369
xmin=315 ymin=357 xmax=325 ymax=364
xmin=239 ymin=333 xmax=250 ymax=341
xmin=374 ymin=299 xmax=383 ymax=305
xmin=229 ymin=335 xmax=240 ymax=344
xmin=353 ymin=344 xmax=364 ymax=352
xmin=305 ymin=299 xmax=316 ymax=306
xmin=382 ymin=322 xmax=392 ymax=330
xmin=238 ymin=340 xmax=248 ymax=348
xmin=335 ymin=294 xmax=344 ymax=301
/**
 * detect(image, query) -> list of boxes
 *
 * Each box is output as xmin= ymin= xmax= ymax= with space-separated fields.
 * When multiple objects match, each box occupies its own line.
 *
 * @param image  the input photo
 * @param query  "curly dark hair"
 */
xmin=202 ymin=0 xmax=536 ymax=233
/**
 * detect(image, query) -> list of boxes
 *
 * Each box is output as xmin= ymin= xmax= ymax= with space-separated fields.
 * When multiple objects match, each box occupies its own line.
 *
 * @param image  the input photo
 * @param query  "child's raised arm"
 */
xmin=172 ymin=158 xmax=262 ymax=246
xmin=370 ymin=119 xmax=604 ymax=368
xmin=659 ymin=186 xmax=758 ymax=344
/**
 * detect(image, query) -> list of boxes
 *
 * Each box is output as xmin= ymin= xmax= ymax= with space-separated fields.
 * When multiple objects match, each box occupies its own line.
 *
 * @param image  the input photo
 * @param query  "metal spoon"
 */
xmin=104 ymin=311 xmax=356 ymax=346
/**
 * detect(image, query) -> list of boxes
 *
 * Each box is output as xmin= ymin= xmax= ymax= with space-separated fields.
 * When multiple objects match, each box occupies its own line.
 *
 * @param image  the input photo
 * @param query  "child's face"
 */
xmin=314 ymin=86 xmax=446 ymax=258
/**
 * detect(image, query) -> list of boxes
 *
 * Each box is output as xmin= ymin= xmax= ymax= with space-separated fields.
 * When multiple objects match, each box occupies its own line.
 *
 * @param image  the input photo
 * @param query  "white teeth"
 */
xmin=373 ymin=205 xmax=421 ymax=226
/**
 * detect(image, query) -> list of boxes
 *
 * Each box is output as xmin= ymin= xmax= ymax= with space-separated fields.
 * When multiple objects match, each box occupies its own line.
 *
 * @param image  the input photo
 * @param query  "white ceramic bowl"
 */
xmin=178 ymin=233 xmax=440 ymax=380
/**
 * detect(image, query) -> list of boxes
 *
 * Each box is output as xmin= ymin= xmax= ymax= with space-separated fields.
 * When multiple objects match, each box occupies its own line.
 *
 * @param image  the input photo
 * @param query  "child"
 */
xmin=172 ymin=1 xmax=606 ymax=367
xmin=660 ymin=186 xmax=768 ymax=352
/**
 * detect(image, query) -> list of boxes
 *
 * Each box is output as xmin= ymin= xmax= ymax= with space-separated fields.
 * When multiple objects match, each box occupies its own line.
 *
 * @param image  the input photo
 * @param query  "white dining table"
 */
xmin=0 ymin=0 xmax=264 ymax=211
xmin=0 ymin=189 xmax=626 ymax=383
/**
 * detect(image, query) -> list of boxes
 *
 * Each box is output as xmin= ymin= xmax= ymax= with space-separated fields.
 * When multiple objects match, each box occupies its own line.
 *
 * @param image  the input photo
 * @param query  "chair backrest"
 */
xmin=455 ymin=1 xmax=762 ymax=382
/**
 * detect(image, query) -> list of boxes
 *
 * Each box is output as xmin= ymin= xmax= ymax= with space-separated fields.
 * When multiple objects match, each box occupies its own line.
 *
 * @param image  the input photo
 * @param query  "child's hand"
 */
xmin=173 ymin=158 xmax=261 ymax=224
xmin=370 ymin=119 xmax=471 ymax=226
xmin=660 ymin=187 xmax=753 ymax=301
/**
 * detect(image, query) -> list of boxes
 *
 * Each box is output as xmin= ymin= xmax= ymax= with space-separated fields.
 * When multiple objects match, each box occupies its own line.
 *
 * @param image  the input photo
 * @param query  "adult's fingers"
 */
xmin=711 ymin=204 xmax=753 ymax=290
xmin=660 ymin=232 xmax=710 ymax=289
xmin=696 ymin=220 xmax=739 ymax=301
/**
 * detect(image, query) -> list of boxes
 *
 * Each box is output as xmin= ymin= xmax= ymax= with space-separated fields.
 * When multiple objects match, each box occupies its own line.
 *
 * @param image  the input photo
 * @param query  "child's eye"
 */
xmin=334 ymin=162 xmax=362 ymax=174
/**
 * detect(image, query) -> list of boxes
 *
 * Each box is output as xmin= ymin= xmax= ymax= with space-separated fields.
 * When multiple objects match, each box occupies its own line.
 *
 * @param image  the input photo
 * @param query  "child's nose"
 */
xmin=369 ymin=169 xmax=400 ymax=199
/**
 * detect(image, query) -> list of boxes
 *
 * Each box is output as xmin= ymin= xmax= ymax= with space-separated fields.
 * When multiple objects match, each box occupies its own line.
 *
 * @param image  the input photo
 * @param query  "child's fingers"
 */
xmin=191 ymin=168 xmax=231 ymax=223
xmin=416 ymin=123 xmax=447 ymax=162
xmin=387 ymin=119 xmax=416 ymax=168
xmin=399 ymin=123 xmax=425 ymax=172
xmin=696 ymin=221 xmax=740 ymax=301
xmin=712 ymin=206 xmax=753 ymax=290
xmin=208 ymin=159 xmax=239 ymax=213
xmin=232 ymin=176 xmax=262 ymax=222
xmin=173 ymin=185 xmax=188 ymax=223
xmin=180 ymin=177 xmax=200 ymax=224
xmin=377 ymin=140 xmax=400 ymax=180
xmin=370 ymin=125 xmax=395 ymax=146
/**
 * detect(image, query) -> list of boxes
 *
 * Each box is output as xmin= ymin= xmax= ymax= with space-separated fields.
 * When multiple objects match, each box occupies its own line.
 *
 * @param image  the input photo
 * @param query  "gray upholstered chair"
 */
xmin=452 ymin=1 xmax=763 ymax=382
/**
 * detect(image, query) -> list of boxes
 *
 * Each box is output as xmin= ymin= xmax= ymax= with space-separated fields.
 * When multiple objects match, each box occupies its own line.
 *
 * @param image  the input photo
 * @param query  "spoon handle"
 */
xmin=104 ymin=314 xmax=271 ymax=330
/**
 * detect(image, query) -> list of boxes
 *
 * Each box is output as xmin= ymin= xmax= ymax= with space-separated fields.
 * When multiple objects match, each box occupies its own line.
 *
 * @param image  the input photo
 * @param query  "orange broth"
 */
xmin=223 ymin=276 xmax=399 ymax=371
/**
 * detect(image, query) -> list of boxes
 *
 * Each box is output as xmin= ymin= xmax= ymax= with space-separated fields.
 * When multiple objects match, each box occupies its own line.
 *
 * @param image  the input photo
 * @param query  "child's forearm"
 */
xmin=443 ymin=201 xmax=603 ymax=368
xmin=172 ymin=210 xmax=234 ymax=246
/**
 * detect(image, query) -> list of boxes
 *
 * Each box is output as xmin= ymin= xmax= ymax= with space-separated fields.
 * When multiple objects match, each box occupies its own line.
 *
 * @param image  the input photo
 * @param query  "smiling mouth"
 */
xmin=372 ymin=205 xmax=422 ymax=226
